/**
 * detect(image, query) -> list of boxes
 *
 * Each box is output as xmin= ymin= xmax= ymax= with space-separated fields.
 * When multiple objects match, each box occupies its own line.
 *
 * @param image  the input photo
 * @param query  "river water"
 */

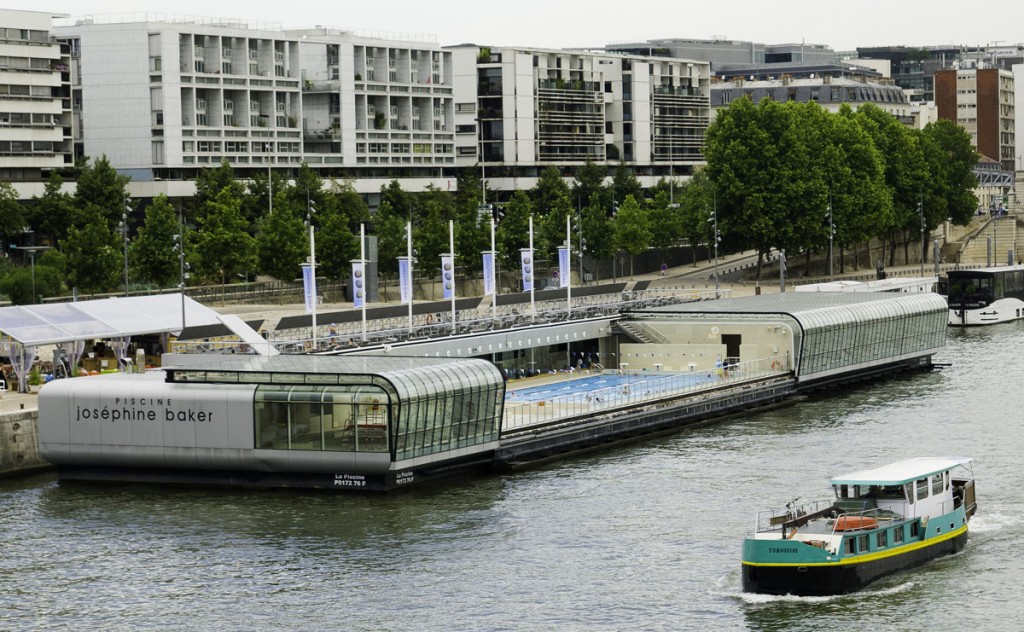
xmin=2 ymin=325 xmax=1021 ymax=631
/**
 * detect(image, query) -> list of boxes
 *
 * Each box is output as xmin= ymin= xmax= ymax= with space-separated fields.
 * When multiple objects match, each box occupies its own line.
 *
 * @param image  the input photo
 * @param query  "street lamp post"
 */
xmin=11 ymin=246 xmax=49 ymax=304
xmin=918 ymin=199 xmax=925 ymax=275
xmin=709 ymin=192 xmax=720 ymax=296
xmin=827 ymin=198 xmax=834 ymax=280
xmin=120 ymin=197 xmax=131 ymax=296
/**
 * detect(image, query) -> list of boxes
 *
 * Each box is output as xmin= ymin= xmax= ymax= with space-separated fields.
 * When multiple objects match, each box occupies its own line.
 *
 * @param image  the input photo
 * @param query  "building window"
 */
xmin=194 ymin=60 xmax=205 ymax=73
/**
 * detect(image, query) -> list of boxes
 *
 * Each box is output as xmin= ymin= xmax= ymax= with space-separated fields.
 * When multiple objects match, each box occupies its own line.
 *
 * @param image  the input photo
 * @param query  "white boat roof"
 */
xmin=831 ymin=457 xmax=973 ymax=486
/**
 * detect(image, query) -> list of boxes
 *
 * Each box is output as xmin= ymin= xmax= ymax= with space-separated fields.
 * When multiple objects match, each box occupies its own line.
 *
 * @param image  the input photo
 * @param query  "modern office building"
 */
xmin=0 ymin=9 xmax=73 ymax=181
xmin=934 ymin=67 xmax=1015 ymax=172
xmin=855 ymin=46 xmax=962 ymax=102
xmin=447 ymin=44 xmax=711 ymax=186
xmin=607 ymin=38 xmax=837 ymax=75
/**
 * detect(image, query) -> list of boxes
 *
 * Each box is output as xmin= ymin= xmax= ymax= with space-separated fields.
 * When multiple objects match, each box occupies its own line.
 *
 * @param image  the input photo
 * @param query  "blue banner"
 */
xmin=352 ymin=261 xmax=365 ymax=308
xmin=482 ymin=251 xmax=495 ymax=296
xmin=398 ymin=257 xmax=412 ymax=305
xmin=301 ymin=264 xmax=316 ymax=313
xmin=520 ymin=249 xmax=533 ymax=292
xmin=441 ymin=255 xmax=455 ymax=300
xmin=558 ymin=246 xmax=569 ymax=289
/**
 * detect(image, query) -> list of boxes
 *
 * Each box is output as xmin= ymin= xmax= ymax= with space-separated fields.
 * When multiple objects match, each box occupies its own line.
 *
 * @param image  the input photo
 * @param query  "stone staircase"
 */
xmin=957 ymin=214 xmax=1022 ymax=265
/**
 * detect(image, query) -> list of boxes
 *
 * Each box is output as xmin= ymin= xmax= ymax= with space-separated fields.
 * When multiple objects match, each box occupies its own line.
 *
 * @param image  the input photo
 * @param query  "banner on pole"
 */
xmin=351 ymin=261 xmax=365 ymax=308
xmin=557 ymin=246 xmax=569 ymax=289
xmin=520 ymin=249 xmax=533 ymax=292
xmin=398 ymin=257 xmax=412 ymax=305
xmin=301 ymin=263 xmax=316 ymax=313
xmin=441 ymin=254 xmax=455 ymax=300
xmin=482 ymin=251 xmax=495 ymax=296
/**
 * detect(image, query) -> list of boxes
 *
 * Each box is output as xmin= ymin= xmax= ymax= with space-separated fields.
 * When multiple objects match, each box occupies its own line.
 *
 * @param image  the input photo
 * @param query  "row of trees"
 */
xmin=691 ymin=100 xmax=979 ymax=276
xmin=0 ymin=99 xmax=980 ymax=304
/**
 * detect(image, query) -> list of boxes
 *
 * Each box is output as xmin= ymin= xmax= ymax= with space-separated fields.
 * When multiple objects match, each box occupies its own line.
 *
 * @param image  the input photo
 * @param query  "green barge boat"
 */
xmin=742 ymin=457 xmax=977 ymax=595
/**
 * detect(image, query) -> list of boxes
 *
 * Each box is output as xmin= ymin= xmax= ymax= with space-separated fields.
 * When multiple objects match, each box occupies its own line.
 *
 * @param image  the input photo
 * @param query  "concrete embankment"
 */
xmin=0 ymin=406 xmax=49 ymax=478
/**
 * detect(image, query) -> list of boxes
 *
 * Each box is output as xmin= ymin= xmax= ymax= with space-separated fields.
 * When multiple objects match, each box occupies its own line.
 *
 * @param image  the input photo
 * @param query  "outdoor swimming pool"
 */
xmin=506 ymin=371 xmax=718 ymax=404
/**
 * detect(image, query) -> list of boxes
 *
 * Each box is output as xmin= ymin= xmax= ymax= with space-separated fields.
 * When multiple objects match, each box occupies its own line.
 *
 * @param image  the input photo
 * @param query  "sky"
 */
xmin=6 ymin=0 xmax=1024 ymax=52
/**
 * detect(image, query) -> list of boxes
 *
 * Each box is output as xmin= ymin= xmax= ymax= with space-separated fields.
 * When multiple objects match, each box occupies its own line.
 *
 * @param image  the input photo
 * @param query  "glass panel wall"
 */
xmin=255 ymin=384 xmax=391 ymax=453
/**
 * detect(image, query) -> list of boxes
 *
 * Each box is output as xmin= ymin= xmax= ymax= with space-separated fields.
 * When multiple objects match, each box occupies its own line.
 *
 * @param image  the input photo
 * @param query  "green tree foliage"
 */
xmin=921 ymin=119 xmax=979 ymax=227
xmin=193 ymin=188 xmax=257 ymax=285
xmin=317 ymin=208 xmax=360 ymax=281
xmin=538 ymin=186 xmax=573 ymax=262
xmin=60 ymin=205 xmax=121 ymax=293
xmin=28 ymin=173 xmax=75 ymax=246
xmin=130 ymin=194 xmax=182 ymax=288
xmin=414 ymin=188 xmax=454 ymax=278
xmin=646 ymin=190 xmax=683 ymax=251
xmin=256 ymin=198 xmax=307 ymax=281
xmin=330 ymin=180 xmax=372 ymax=231
xmin=73 ymin=155 xmax=130 ymax=230
xmin=531 ymin=166 xmax=571 ymax=218
xmin=190 ymin=160 xmax=245 ymax=224
xmin=611 ymin=163 xmax=643 ymax=206
xmin=0 ymin=262 xmax=62 ymax=305
xmin=573 ymin=161 xmax=610 ymax=211
xmin=611 ymin=194 xmax=652 ymax=278
xmin=0 ymin=181 xmax=26 ymax=256
xmin=495 ymin=190 xmax=533 ymax=274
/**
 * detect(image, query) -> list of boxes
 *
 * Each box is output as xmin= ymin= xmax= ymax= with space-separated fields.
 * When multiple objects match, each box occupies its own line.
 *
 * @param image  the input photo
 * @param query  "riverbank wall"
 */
xmin=0 ymin=410 xmax=50 ymax=478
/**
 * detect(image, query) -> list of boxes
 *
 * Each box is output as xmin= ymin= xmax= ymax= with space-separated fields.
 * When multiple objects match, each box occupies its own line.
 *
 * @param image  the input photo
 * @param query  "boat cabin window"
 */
xmin=904 ymin=482 xmax=914 ymax=504
xmin=876 ymin=530 xmax=887 ymax=548
xmin=932 ymin=472 xmax=946 ymax=495
xmin=844 ymin=538 xmax=855 ymax=555
xmin=893 ymin=525 xmax=905 ymax=543
xmin=857 ymin=534 xmax=870 ymax=552
xmin=915 ymin=477 xmax=929 ymax=500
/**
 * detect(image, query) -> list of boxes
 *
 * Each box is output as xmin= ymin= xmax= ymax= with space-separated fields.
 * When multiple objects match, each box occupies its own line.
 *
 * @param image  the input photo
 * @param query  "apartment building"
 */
xmin=934 ymin=67 xmax=1015 ymax=172
xmin=448 ymin=45 xmax=711 ymax=187
xmin=294 ymin=28 xmax=454 ymax=178
xmin=0 ymin=9 xmax=73 ymax=181
xmin=711 ymin=74 xmax=914 ymax=124
xmin=57 ymin=16 xmax=305 ymax=183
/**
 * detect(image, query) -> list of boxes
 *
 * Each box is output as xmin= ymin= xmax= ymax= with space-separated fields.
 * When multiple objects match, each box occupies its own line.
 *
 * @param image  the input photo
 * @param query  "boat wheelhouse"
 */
xmin=742 ymin=457 xmax=976 ymax=596
xmin=946 ymin=264 xmax=1024 ymax=326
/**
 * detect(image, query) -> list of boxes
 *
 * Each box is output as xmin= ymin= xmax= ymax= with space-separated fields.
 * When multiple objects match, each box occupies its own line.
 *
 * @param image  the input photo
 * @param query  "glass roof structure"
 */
xmin=0 ymin=294 xmax=224 ymax=346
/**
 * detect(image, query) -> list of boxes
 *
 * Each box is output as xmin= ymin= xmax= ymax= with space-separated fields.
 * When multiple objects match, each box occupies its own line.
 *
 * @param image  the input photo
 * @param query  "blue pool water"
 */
xmin=506 ymin=371 xmax=717 ymax=403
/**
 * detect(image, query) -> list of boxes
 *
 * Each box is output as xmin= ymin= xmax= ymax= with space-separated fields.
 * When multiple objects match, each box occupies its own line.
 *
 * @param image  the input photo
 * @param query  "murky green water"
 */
xmin=2 ymin=326 xmax=1021 ymax=631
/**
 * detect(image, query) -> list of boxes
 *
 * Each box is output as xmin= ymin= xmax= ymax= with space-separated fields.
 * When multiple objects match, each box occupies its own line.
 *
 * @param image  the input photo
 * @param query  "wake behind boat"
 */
xmin=741 ymin=457 xmax=977 ymax=596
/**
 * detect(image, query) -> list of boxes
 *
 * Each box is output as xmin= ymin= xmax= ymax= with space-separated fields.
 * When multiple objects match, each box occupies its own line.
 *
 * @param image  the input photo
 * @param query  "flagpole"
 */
xmin=529 ymin=215 xmax=535 ymax=321
xmin=565 ymin=215 xmax=571 ymax=319
xmin=360 ymin=223 xmax=367 ymax=343
xmin=490 ymin=217 xmax=497 ymax=323
xmin=406 ymin=221 xmax=413 ymax=334
xmin=449 ymin=219 xmax=456 ymax=334
xmin=310 ymin=217 xmax=317 ymax=351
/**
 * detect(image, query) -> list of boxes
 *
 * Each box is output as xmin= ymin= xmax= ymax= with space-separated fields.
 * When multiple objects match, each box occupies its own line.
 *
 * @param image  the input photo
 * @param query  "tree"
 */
xmin=850 ymin=103 xmax=927 ymax=266
xmin=573 ymin=161 xmax=610 ymax=211
xmin=193 ymin=188 xmax=257 ymax=285
xmin=495 ymin=190 xmax=533 ymax=280
xmin=28 ymin=173 xmax=75 ymax=246
xmin=73 ymin=155 xmax=130 ymax=231
xmin=531 ymin=166 xmax=571 ymax=218
xmin=646 ymin=189 xmax=683 ymax=252
xmin=921 ymin=119 xmax=979 ymax=227
xmin=704 ymin=98 xmax=815 ymax=277
xmin=190 ymin=159 xmax=245 ymax=224
xmin=317 ymin=208 xmax=360 ymax=281
xmin=0 ymin=181 xmax=26 ymax=256
xmin=0 ymin=262 xmax=62 ymax=305
xmin=255 ymin=198 xmax=307 ymax=281
xmin=611 ymin=194 xmax=652 ymax=278
xmin=611 ymin=163 xmax=643 ymax=206
xmin=130 ymin=194 xmax=182 ymax=288
xmin=579 ymin=192 xmax=613 ymax=281
xmin=60 ymin=205 xmax=121 ymax=293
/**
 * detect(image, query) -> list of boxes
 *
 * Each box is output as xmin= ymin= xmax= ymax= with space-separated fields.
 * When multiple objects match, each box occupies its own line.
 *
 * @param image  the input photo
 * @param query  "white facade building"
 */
xmin=448 ymin=45 xmax=711 ymax=189
xmin=0 ymin=9 xmax=73 ymax=181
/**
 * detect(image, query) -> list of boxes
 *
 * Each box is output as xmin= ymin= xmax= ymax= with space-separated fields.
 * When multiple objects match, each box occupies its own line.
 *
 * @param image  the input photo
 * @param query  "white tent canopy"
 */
xmin=0 ymin=294 xmax=274 ymax=392
xmin=0 ymin=294 xmax=221 ymax=346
